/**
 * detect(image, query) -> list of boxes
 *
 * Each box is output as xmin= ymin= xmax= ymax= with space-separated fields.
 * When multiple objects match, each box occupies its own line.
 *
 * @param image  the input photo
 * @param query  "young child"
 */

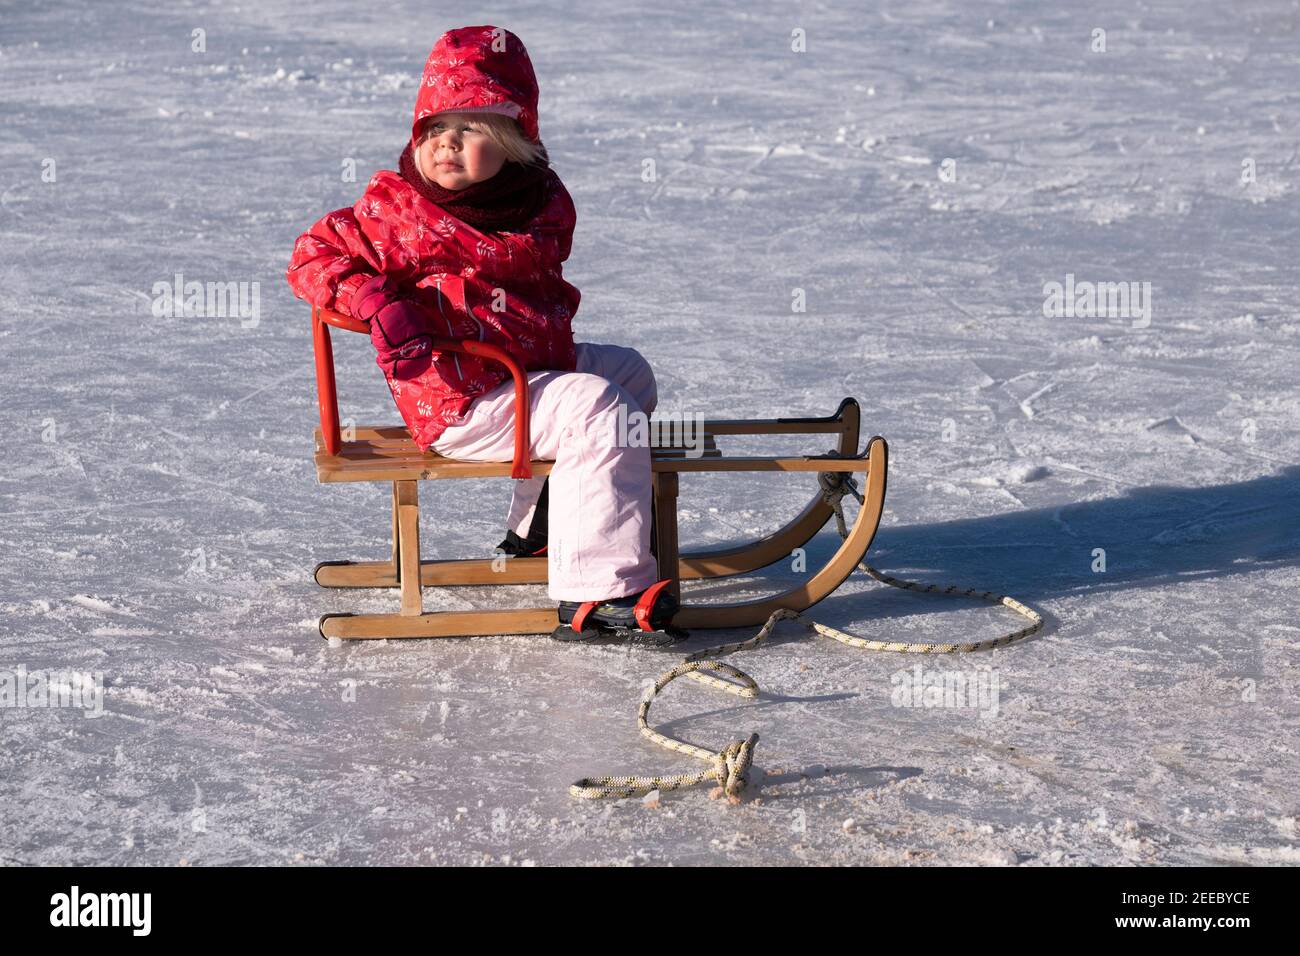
xmin=286 ymin=25 xmax=680 ymax=640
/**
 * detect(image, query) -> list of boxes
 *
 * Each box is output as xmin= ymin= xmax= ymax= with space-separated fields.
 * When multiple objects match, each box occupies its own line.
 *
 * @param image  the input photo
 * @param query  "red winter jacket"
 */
xmin=286 ymin=25 xmax=580 ymax=450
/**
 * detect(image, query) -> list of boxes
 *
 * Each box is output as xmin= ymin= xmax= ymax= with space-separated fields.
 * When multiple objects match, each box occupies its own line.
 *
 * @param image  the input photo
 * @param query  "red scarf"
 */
xmin=398 ymin=142 xmax=552 ymax=233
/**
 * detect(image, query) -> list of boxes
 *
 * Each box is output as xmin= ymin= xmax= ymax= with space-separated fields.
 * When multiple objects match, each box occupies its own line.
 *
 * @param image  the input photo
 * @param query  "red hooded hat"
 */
xmin=413 ymin=25 xmax=541 ymax=145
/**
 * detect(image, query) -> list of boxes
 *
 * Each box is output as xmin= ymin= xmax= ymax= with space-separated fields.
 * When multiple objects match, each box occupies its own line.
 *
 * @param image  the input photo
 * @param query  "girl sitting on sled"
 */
xmin=286 ymin=25 xmax=679 ymax=642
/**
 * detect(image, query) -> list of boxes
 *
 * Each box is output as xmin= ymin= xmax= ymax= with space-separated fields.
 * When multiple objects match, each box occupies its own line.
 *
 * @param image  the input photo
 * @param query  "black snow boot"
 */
xmin=553 ymin=579 xmax=686 ymax=648
xmin=496 ymin=477 xmax=549 ymax=557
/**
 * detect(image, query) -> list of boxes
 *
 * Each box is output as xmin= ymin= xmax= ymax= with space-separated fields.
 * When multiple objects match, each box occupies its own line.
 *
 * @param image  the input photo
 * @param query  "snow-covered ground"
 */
xmin=2 ymin=0 xmax=1297 ymax=865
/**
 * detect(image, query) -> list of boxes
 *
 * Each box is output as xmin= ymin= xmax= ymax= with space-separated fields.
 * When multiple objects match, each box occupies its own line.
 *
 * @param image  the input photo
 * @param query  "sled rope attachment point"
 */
xmin=570 ymin=463 xmax=1045 ymax=803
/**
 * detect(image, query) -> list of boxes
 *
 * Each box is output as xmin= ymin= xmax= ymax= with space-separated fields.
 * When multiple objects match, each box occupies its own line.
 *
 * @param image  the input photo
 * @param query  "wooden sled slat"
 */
xmin=314 ymin=428 xmax=719 ymax=455
xmin=313 ymin=428 xmax=720 ymax=482
xmin=314 ymin=454 xmax=869 ymax=482
xmin=321 ymin=607 xmax=560 ymax=640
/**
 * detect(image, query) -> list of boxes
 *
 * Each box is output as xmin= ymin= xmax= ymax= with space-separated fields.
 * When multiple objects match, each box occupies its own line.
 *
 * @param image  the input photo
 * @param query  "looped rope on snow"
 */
xmin=570 ymin=659 xmax=759 ymax=802
xmin=570 ymin=456 xmax=1045 ymax=803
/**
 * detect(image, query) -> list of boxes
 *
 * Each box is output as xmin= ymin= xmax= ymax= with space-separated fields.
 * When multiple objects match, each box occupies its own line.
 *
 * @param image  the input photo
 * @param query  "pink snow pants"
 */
xmin=430 ymin=342 xmax=659 ymax=602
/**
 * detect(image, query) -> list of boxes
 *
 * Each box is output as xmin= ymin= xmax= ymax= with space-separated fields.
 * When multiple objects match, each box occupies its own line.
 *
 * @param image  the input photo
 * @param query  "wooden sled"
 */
xmin=308 ymin=305 xmax=888 ymax=639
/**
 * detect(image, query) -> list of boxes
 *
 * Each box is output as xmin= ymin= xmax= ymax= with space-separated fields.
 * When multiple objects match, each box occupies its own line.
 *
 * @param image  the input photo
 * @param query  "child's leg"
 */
xmin=505 ymin=474 xmax=548 ymax=538
xmin=432 ymin=369 xmax=658 ymax=601
xmin=571 ymin=342 xmax=658 ymax=415
xmin=505 ymin=342 xmax=657 ymax=538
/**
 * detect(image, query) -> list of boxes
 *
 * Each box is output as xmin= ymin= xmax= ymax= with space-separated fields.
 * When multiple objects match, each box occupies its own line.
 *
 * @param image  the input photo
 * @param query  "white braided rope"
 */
xmin=570 ymin=465 xmax=1045 ymax=802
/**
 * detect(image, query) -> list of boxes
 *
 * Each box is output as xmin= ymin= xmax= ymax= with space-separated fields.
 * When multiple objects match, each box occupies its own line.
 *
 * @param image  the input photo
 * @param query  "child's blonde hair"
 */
xmin=414 ymin=111 xmax=547 ymax=171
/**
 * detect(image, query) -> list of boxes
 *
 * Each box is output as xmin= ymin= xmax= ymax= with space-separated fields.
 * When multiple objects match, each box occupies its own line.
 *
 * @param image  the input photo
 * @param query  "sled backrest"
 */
xmin=311 ymin=305 xmax=534 ymax=479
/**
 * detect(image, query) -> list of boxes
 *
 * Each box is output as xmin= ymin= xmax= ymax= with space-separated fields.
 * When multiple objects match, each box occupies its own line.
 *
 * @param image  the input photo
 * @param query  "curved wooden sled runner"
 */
xmin=307 ymin=305 xmax=887 ymax=640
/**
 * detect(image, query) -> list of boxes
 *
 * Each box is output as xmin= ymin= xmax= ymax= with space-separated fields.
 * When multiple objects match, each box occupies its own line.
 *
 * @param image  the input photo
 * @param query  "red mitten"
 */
xmin=352 ymin=274 xmax=435 ymax=376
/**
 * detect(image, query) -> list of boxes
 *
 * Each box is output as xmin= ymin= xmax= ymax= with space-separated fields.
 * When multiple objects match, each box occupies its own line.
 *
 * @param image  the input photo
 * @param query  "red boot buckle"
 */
xmin=570 ymin=601 xmax=597 ymax=634
xmin=634 ymin=579 xmax=674 ymax=632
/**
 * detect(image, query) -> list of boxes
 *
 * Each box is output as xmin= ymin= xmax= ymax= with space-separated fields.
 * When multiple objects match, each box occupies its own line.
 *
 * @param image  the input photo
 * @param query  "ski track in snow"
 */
xmin=1 ymin=0 xmax=1298 ymax=865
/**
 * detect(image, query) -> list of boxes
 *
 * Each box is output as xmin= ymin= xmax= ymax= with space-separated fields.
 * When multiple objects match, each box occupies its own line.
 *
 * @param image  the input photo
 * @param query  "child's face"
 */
xmin=416 ymin=112 xmax=508 ymax=190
